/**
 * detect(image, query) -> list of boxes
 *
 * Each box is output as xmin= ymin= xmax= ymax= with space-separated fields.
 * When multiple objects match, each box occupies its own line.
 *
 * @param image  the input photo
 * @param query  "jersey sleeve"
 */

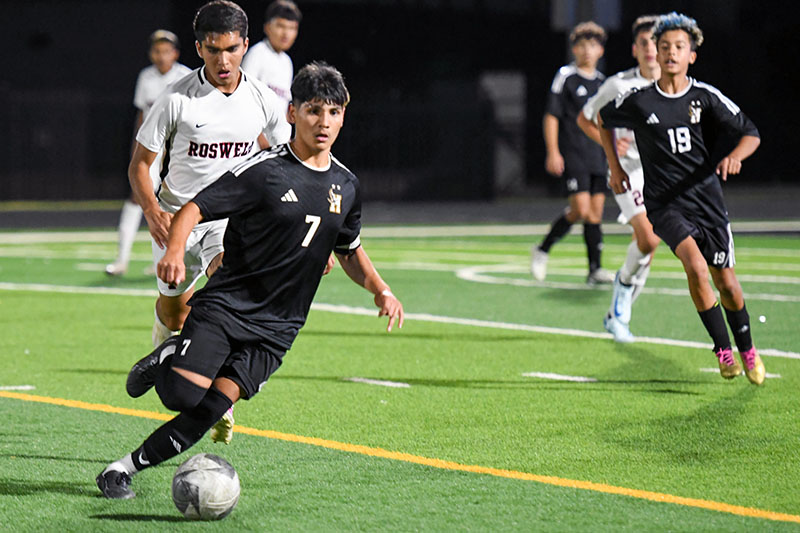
xmin=544 ymin=72 xmax=566 ymax=118
xmin=599 ymin=90 xmax=640 ymax=130
xmin=582 ymin=77 xmax=620 ymax=122
xmin=192 ymin=168 xmax=265 ymax=222
xmin=333 ymin=178 xmax=362 ymax=255
xmin=705 ymin=89 xmax=760 ymax=139
xmin=135 ymin=91 xmax=178 ymax=153
xmin=132 ymin=69 xmax=147 ymax=111
xmin=259 ymin=86 xmax=292 ymax=146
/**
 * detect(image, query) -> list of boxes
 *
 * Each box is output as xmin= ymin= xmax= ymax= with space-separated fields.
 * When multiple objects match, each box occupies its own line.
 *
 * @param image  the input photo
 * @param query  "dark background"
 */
xmin=1 ymin=0 xmax=797 ymax=202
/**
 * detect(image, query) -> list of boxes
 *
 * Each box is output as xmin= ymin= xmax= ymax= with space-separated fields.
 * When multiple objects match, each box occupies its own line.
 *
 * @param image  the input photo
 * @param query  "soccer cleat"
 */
xmin=609 ymin=272 xmax=635 ymax=324
xmin=739 ymin=347 xmax=765 ymax=385
xmin=96 ymin=469 xmax=135 ymax=499
xmin=126 ymin=349 xmax=162 ymax=398
xmin=587 ymin=268 xmax=615 ymax=285
xmin=715 ymin=347 xmax=742 ymax=380
xmin=105 ymin=262 xmax=128 ymax=277
xmin=603 ymin=313 xmax=634 ymax=343
xmin=530 ymin=247 xmax=548 ymax=281
xmin=210 ymin=407 xmax=235 ymax=444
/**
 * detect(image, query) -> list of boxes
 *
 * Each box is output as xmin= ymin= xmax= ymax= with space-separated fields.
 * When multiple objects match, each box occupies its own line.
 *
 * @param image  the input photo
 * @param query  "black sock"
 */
xmin=138 ymin=387 xmax=233 ymax=468
xmin=540 ymin=214 xmax=573 ymax=253
xmin=724 ymin=303 xmax=753 ymax=353
xmin=698 ymin=303 xmax=731 ymax=352
xmin=584 ymin=223 xmax=603 ymax=272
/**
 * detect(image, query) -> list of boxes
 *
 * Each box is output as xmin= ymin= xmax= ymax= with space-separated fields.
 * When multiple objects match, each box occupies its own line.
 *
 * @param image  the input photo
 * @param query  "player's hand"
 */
xmin=322 ymin=254 xmax=335 ymax=275
xmin=143 ymin=208 xmax=173 ymax=249
xmin=608 ymin=168 xmax=630 ymax=194
xmin=375 ymin=290 xmax=404 ymax=332
xmin=616 ymin=137 xmax=632 ymax=157
xmin=157 ymin=249 xmax=186 ymax=287
xmin=715 ymin=156 xmax=742 ymax=182
xmin=545 ymin=152 xmax=565 ymax=177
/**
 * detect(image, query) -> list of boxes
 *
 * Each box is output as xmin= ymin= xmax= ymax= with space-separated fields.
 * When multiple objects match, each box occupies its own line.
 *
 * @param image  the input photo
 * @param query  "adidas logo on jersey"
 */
xmin=281 ymin=189 xmax=299 ymax=202
xmin=646 ymin=113 xmax=660 ymax=124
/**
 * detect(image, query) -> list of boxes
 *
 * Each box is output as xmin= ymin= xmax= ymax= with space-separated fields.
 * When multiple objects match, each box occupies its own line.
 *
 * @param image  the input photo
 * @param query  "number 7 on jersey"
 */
xmin=302 ymin=215 xmax=321 ymax=247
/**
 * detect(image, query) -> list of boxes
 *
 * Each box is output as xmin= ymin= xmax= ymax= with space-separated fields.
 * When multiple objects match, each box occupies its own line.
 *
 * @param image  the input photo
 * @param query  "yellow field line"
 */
xmin=2 ymin=390 xmax=799 ymax=524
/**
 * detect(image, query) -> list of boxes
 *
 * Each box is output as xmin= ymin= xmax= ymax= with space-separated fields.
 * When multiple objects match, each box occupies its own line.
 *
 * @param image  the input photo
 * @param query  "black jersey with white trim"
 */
xmin=599 ymin=78 xmax=759 ymax=226
xmin=545 ymin=64 xmax=607 ymax=173
xmin=188 ymin=144 xmax=361 ymax=349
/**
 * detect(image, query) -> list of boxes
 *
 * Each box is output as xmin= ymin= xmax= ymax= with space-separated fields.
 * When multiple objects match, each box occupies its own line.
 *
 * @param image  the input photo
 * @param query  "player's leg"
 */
xmin=584 ymin=184 xmax=613 ymax=285
xmin=627 ymin=212 xmax=660 ymax=302
xmin=106 ymin=197 xmax=142 ymax=276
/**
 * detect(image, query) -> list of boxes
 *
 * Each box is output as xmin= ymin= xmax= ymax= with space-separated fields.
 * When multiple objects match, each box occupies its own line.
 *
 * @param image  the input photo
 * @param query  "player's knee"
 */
xmin=684 ymin=257 xmax=709 ymax=283
xmin=161 ymin=312 xmax=187 ymax=332
xmin=156 ymin=368 xmax=209 ymax=412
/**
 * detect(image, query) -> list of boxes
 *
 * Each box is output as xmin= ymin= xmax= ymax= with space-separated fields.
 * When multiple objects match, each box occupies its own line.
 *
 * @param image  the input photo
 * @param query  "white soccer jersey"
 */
xmin=136 ymin=67 xmax=292 ymax=211
xmin=582 ymin=67 xmax=654 ymax=175
xmin=241 ymin=40 xmax=293 ymax=106
xmin=133 ymin=63 xmax=192 ymax=115
xmin=133 ymin=63 xmax=192 ymax=187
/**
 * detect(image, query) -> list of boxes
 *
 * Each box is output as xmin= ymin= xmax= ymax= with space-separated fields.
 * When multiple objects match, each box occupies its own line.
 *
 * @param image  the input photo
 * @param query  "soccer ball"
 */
xmin=171 ymin=453 xmax=240 ymax=520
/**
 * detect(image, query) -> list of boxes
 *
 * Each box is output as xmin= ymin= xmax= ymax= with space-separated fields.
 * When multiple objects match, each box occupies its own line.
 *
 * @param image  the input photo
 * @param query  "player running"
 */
xmin=577 ymin=15 xmax=663 ymax=342
xmin=531 ymin=21 xmax=614 ymax=285
xmin=106 ymin=30 xmax=190 ymax=277
xmin=97 ymin=61 xmax=404 ymax=499
xmin=598 ymin=13 xmax=765 ymax=384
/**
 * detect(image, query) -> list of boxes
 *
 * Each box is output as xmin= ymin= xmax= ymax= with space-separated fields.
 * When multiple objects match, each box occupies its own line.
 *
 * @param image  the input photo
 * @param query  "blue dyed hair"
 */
xmin=653 ymin=12 xmax=704 ymax=50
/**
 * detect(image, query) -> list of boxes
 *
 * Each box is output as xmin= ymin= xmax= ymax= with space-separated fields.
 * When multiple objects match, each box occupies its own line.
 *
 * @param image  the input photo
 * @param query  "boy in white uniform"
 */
xmin=241 ymin=0 xmax=301 ymax=108
xmin=129 ymin=0 xmax=290 ymax=350
xmin=577 ymin=15 xmax=663 ymax=343
xmin=106 ymin=30 xmax=191 ymax=276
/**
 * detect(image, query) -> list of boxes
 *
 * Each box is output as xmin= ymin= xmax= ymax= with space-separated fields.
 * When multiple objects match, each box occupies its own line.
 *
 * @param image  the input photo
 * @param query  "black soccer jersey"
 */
xmin=545 ymin=64 xmax=607 ymax=174
xmin=188 ymin=144 xmax=361 ymax=349
xmin=599 ymin=78 xmax=759 ymax=226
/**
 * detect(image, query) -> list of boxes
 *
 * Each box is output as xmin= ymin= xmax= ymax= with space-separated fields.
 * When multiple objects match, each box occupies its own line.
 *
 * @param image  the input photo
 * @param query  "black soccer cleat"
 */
xmin=126 ymin=350 xmax=162 ymax=398
xmin=96 ymin=469 xmax=136 ymax=499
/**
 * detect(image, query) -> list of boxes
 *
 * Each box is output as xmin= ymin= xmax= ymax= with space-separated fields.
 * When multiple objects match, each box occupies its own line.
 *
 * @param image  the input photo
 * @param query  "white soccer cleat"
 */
xmin=210 ymin=407 xmax=235 ymax=444
xmin=587 ymin=268 xmax=615 ymax=285
xmin=610 ymin=272 xmax=635 ymax=324
xmin=105 ymin=262 xmax=128 ymax=277
xmin=603 ymin=314 xmax=635 ymax=343
xmin=530 ymin=247 xmax=548 ymax=281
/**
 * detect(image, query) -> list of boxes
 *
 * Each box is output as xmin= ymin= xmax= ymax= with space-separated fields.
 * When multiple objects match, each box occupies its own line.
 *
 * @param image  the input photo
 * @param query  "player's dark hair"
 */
xmin=569 ymin=21 xmax=607 ymax=45
xmin=193 ymin=0 xmax=249 ymax=42
xmin=653 ymin=12 xmax=704 ymax=50
xmin=291 ymin=62 xmax=350 ymax=107
xmin=149 ymin=29 xmax=180 ymax=49
xmin=631 ymin=15 xmax=659 ymax=42
xmin=265 ymin=0 xmax=302 ymax=23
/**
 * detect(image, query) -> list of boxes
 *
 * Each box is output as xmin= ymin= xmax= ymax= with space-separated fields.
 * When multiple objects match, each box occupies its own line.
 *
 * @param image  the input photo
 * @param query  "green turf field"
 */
xmin=1 ymin=228 xmax=798 ymax=531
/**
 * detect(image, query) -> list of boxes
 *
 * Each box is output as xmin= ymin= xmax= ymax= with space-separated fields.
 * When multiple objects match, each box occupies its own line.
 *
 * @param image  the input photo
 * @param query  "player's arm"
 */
xmin=157 ymin=201 xmax=204 ymax=286
xmin=576 ymin=112 xmax=602 ymax=145
xmin=129 ymin=142 xmax=173 ymax=248
xmin=130 ymin=110 xmax=144 ymax=157
xmin=597 ymin=114 xmax=630 ymax=194
xmin=543 ymin=113 xmax=564 ymax=176
xmin=335 ymin=247 xmax=404 ymax=332
xmin=715 ymin=135 xmax=760 ymax=181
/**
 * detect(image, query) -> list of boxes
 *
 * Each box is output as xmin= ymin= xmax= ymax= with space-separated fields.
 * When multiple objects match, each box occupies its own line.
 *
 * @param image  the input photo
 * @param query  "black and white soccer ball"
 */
xmin=171 ymin=453 xmax=240 ymax=520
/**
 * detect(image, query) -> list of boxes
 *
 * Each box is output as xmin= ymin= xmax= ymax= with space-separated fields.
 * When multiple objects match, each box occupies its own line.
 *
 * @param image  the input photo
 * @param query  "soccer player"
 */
xmin=598 ymin=13 xmax=765 ymax=384
xmin=577 ymin=15 xmax=663 ymax=342
xmin=105 ymin=30 xmax=190 ymax=277
xmin=241 ymin=0 xmax=301 ymax=109
xmin=531 ymin=21 xmax=614 ymax=285
xmin=96 ymin=61 xmax=404 ymax=499
xmin=129 ymin=0 xmax=291 ymax=350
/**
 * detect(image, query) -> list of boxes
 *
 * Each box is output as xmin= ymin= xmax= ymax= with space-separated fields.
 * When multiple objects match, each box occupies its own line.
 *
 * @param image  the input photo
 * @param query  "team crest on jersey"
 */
xmin=328 ymin=184 xmax=342 ymax=214
xmin=576 ymin=85 xmax=588 ymax=97
xmin=689 ymin=100 xmax=702 ymax=124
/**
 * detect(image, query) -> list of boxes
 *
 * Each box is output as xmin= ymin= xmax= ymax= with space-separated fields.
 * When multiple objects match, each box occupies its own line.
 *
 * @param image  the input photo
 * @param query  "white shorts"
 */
xmin=152 ymin=218 xmax=227 ymax=296
xmin=612 ymin=166 xmax=646 ymax=225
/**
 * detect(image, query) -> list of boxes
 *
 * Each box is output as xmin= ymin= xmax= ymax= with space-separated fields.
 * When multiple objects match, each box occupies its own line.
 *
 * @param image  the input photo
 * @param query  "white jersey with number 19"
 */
xmin=136 ymin=67 xmax=291 ymax=212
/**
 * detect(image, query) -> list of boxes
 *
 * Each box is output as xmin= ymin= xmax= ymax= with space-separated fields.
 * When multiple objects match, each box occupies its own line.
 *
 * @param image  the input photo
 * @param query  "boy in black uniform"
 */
xmin=531 ymin=21 xmax=614 ymax=285
xmin=598 ymin=13 xmax=765 ymax=384
xmin=97 ymin=62 xmax=405 ymax=498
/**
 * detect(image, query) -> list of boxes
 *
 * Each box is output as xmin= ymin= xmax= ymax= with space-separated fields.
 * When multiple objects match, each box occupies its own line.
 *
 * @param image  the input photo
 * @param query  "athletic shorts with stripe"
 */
xmin=648 ymin=206 xmax=735 ymax=269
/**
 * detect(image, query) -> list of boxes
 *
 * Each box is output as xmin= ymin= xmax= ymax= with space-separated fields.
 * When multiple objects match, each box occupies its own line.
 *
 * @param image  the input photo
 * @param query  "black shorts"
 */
xmin=561 ymin=171 xmax=608 ymax=197
xmin=648 ymin=207 xmax=735 ymax=268
xmin=171 ymin=305 xmax=285 ymax=400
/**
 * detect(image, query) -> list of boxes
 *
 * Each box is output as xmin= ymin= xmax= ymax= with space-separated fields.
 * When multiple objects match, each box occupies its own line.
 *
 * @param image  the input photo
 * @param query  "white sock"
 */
xmin=619 ymin=240 xmax=651 ymax=286
xmin=152 ymin=308 xmax=180 ymax=347
xmin=631 ymin=262 xmax=651 ymax=304
xmin=103 ymin=454 xmax=137 ymax=476
xmin=115 ymin=200 xmax=142 ymax=266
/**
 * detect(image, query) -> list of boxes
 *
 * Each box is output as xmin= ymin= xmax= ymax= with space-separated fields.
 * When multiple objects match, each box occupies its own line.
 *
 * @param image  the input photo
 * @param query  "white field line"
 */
xmin=454 ymin=265 xmax=800 ymax=303
xmin=699 ymin=368 xmax=782 ymax=379
xmin=1 ymin=282 xmax=798 ymax=360
xmin=342 ymin=377 xmax=411 ymax=388
xmin=521 ymin=372 xmax=597 ymax=382
xmin=0 ymin=385 xmax=36 ymax=391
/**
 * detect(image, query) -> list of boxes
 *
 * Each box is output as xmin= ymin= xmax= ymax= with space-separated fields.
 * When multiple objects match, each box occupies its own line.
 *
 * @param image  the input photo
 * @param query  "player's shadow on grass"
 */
xmin=0 ymin=478 xmax=89 ymax=496
xmin=91 ymin=514 xmax=185 ymax=523
xmin=57 ymin=367 xmax=128 ymax=375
